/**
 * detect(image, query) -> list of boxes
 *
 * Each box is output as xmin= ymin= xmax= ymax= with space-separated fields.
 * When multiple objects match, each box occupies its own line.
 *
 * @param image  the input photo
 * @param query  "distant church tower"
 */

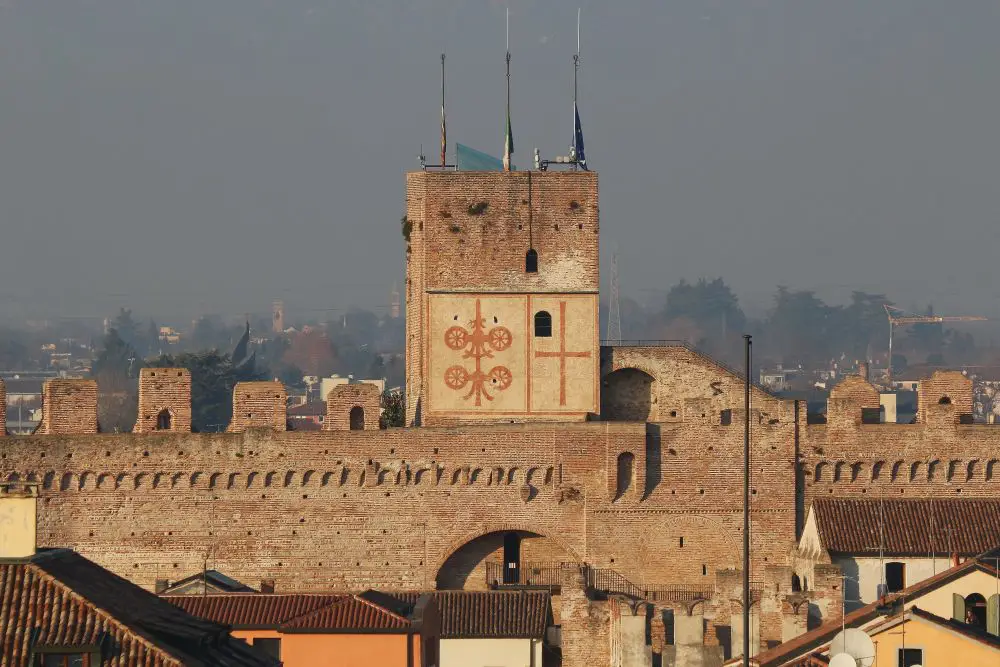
xmin=272 ymin=300 xmax=285 ymax=334
xmin=405 ymin=171 xmax=599 ymax=426
xmin=390 ymin=283 xmax=401 ymax=319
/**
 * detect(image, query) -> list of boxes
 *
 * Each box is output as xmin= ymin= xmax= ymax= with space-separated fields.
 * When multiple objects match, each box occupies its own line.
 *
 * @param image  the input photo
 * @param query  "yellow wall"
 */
xmin=426 ymin=293 xmax=597 ymax=420
xmin=871 ymin=615 xmax=1000 ymax=667
xmin=905 ymin=569 xmax=1000 ymax=619
xmin=231 ymin=630 xmax=416 ymax=667
xmin=439 ymin=637 xmax=542 ymax=667
xmin=0 ymin=495 xmax=36 ymax=558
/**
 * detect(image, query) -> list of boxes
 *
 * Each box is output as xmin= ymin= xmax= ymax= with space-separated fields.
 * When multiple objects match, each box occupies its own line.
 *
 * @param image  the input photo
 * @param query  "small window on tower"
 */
xmin=525 ymin=248 xmax=538 ymax=273
xmin=534 ymin=311 xmax=552 ymax=337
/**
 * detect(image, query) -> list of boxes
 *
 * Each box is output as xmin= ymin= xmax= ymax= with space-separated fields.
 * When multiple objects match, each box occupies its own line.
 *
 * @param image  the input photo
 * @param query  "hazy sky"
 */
xmin=1 ymin=0 xmax=998 ymax=325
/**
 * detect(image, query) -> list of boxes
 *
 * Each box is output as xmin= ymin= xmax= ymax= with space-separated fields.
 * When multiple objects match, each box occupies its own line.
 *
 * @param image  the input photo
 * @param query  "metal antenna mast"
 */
xmin=607 ymin=250 xmax=622 ymax=344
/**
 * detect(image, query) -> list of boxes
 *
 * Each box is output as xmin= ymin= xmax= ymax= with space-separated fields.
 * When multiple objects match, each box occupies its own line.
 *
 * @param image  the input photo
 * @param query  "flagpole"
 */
xmin=504 ymin=7 xmax=512 ymax=172
xmin=573 ymin=8 xmax=580 ymax=171
xmin=440 ymin=53 xmax=447 ymax=167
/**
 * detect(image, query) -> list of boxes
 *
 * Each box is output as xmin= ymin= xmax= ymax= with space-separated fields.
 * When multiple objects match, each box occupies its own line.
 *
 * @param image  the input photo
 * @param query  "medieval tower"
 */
xmin=405 ymin=171 xmax=600 ymax=425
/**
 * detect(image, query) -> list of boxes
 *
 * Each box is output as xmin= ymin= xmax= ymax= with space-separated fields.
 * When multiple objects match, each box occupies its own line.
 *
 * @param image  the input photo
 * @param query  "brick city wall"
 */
xmin=405 ymin=171 xmax=599 ymax=425
xmin=228 ymin=382 xmax=287 ymax=432
xmin=802 ymin=371 xmax=1000 ymax=513
xmin=0 ymin=415 xmax=796 ymax=596
xmin=325 ymin=383 xmax=381 ymax=431
xmin=39 ymin=379 xmax=98 ymax=435
xmin=0 ymin=379 xmax=5 ymax=435
xmin=135 ymin=368 xmax=192 ymax=433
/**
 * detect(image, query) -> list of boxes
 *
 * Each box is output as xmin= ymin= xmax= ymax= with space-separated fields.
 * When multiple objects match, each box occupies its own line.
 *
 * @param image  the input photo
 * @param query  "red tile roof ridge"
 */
xmin=26 ymin=559 xmax=187 ymax=667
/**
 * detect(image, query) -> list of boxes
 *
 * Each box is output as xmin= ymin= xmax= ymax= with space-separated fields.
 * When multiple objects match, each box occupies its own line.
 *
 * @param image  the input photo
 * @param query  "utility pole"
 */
xmin=743 ymin=334 xmax=752 ymax=666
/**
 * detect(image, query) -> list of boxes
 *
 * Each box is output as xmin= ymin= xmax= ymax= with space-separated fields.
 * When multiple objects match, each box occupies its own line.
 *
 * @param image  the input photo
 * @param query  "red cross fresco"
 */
xmin=443 ymin=299 xmax=513 ymax=406
xmin=535 ymin=301 xmax=591 ymax=406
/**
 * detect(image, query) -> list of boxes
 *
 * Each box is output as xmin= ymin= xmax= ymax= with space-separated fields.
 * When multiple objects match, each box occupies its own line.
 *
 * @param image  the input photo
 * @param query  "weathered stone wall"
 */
xmin=228 ymin=382 xmax=287 ymax=432
xmin=135 ymin=368 xmax=192 ymax=433
xmin=39 ymin=379 xmax=98 ymax=435
xmin=325 ymin=384 xmax=381 ymax=431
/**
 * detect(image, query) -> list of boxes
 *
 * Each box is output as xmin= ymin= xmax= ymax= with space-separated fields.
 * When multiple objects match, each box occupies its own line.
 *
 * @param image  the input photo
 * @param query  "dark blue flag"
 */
xmin=574 ymin=103 xmax=588 ymax=170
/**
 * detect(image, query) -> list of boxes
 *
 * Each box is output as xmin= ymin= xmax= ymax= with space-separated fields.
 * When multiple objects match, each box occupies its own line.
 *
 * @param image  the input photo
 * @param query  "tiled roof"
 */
xmin=1 ymin=549 xmax=276 ymax=667
xmin=435 ymin=590 xmax=551 ymax=639
xmin=357 ymin=590 xmax=422 ymax=618
xmin=165 ymin=594 xmax=342 ymax=629
xmin=281 ymin=596 xmax=410 ymax=632
xmin=813 ymin=498 xmax=1000 ymax=556
xmin=747 ymin=558 xmax=999 ymax=667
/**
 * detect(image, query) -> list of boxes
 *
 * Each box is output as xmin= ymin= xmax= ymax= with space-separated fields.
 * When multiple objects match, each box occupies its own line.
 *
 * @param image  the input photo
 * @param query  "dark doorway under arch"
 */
xmin=601 ymin=368 xmax=655 ymax=421
xmin=349 ymin=406 xmax=364 ymax=430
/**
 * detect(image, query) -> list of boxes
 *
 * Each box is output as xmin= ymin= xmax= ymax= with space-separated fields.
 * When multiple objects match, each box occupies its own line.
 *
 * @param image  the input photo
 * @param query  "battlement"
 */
xmin=39 ymin=379 xmax=98 ymax=435
xmin=228 ymin=381 xmax=287 ymax=432
xmin=325 ymin=383 xmax=381 ymax=431
xmin=135 ymin=368 xmax=192 ymax=433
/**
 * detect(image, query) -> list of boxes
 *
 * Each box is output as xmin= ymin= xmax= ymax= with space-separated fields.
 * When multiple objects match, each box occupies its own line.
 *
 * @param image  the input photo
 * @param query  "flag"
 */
xmin=503 ymin=108 xmax=514 ymax=171
xmin=574 ymin=102 xmax=588 ymax=170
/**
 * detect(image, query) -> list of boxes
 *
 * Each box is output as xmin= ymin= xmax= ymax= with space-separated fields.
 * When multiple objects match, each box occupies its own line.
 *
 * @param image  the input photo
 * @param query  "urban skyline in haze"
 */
xmin=0 ymin=1 xmax=998 ymax=323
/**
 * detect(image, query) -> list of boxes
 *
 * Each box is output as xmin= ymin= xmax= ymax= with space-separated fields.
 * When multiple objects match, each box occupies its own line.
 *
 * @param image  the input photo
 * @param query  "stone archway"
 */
xmin=434 ymin=528 xmax=580 ymax=591
xmin=602 ymin=368 xmax=656 ymax=421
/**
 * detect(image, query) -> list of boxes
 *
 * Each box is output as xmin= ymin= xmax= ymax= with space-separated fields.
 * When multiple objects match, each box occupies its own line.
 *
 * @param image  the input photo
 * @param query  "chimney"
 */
xmin=0 ymin=483 xmax=38 ymax=559
xmin=260 ymin=579 xmax=275 ymax=594
xmin=858 ymin=362 xmax=869 ymax=382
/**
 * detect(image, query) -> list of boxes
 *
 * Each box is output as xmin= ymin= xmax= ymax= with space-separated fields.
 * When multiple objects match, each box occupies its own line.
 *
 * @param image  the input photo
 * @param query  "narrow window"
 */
xmin=503 ymin=532 xmax=521 ymax=584
xmin=525 ymin=248 xmax=538 ymax=273
xmin=885 ymin=562 xmax=905 ymax=592
xmin=792 ymin=574 xmax=802 ymax=592
xmin=534 ymin=311 xmax=552 ymax=337
xmin=349 ymin=406 xmax=365 ymax=431
xmin=679 ymin=537 xmax=684 ymax=548
xmin=155 ymin=409 xmax=172 ymax=430
xmin=720 ymin=409 xmax=732 ymax=426
xmin=702 ymin=564 xmax=707 ymax=576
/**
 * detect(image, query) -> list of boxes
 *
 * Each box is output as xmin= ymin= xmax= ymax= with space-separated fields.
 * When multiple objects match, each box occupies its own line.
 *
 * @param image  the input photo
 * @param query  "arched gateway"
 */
xmin=435 ymin=528 xmax=580 ymax=591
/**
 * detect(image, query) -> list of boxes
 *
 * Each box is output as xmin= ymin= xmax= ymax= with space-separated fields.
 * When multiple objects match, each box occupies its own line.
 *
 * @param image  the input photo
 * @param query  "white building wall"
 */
xmin=835 ymin=556 xmax=956 ymax=610
xmin=439 ymin=638 xmax=542 ymax=667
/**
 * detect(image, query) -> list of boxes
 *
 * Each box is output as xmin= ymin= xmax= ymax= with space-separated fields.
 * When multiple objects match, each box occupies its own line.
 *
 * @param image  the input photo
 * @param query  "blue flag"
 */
xmin=574 ymin=103 xmax=588 ymax=170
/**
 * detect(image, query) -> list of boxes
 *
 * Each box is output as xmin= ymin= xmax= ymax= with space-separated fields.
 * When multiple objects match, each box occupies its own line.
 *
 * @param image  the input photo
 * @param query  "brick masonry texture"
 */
xmin=405 ymin=171 xmax=599 ymax=426
xmin=228 ymin=382 xmax=287 ymax=432
xmin=39 ymin=379 xmax=98 ymax=435
xmin=0 ymin=379 xmax=5 ymax=436
xmin=135 ymin=368 xmax=192 ymax=434
xmin=325 ymin=384 xmax=380 ymax=431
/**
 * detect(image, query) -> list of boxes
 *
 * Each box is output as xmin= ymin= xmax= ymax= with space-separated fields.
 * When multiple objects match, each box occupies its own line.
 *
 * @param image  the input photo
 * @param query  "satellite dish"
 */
xmin=830 ymin=654 xmax=858 ymax=667
xmin=830 ymin=628 xmax=875 ymax=667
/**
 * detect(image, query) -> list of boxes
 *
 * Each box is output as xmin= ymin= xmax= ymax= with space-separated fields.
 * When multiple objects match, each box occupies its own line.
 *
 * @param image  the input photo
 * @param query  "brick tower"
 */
xmin=405 ymin=170 xmax=599 ymax=426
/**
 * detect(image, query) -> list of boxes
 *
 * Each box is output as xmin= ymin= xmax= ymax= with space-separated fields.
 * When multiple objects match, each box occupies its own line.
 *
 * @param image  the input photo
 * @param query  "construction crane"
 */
xmin=884 ymin=305 xmax=987 ymax=383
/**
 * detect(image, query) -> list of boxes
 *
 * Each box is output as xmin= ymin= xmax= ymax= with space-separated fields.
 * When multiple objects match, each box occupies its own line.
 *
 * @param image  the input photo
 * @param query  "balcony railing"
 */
xmin=486 ymin=562 xmax=758 ymax=603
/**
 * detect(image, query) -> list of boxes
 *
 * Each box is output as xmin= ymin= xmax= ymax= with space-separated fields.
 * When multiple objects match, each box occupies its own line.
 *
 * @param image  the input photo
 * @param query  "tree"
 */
xmin=283 ymin=328 xmax=337 ymax=377
xmin=147 ymin=350 xmax=263 ymax=431
xmin=766 ymin=287 xmax=836 ymax=367
xmin=92 ymin=328 xmax=140 ymax=432
xmin=112 ymin=308 xmax=139 ymax=349
xmin=379 ymin=391 xmax=404 ymax=428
